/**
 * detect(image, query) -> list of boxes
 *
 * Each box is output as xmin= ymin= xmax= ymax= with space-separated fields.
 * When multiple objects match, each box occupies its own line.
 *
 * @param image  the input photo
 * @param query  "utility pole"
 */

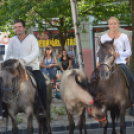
xmin=70 ymin=0 xmax=84 ymax=71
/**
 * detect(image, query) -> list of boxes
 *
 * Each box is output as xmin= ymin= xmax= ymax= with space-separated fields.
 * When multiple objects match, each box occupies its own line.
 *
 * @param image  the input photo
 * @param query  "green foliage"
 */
xmin=0 ymin=0 xmax=131 ymax=30
xmin=0 ymin=0 xmax=131 ymax=46
xmin=17 ymin=115 xmax=24 ymax=124
xmin=78 ymin=0 xmax=131 ymax=25
xmin=0 ymin=25 xmax=15 ymax=37
xmin=51 ymin=105 xmax=66 ymax=115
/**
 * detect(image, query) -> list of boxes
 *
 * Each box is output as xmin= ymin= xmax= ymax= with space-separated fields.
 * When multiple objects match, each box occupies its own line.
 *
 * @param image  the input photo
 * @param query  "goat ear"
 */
xmin=77 ymin=76 xmax=82 ymax=83
xmin=100 ymin=42 xmax=103 ymax=47
xmin=19 ymin=59 xmax=26 ymax=70
xmin=13 ymin=61 xmax=20 ymax=68
xmin=111 ymin=37 xmax=114 ymax=45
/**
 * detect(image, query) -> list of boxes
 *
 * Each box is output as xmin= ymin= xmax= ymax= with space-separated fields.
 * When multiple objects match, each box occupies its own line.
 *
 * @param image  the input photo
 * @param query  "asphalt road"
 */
xmin=1 ymin=127 xmax=134 ymax=134
xmin=50 ymin=128 xmax=134 ymax=134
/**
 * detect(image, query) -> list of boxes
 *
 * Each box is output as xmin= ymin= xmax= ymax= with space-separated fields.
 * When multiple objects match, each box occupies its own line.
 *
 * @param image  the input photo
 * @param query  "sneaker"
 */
xmin=129 ymin=106 xmax=134 ymax=116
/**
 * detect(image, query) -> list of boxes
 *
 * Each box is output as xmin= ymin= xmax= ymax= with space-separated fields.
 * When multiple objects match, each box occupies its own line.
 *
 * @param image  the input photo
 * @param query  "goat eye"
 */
xmin=108 ymin=54 xmax=113 ymax=58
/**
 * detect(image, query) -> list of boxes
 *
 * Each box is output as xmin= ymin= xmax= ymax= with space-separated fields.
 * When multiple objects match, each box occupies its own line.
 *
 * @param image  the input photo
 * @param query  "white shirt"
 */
xmin=5 ymin=34 xmax=39 ymax=70
xmin=100 ymin=33 xmax=132 ymax=64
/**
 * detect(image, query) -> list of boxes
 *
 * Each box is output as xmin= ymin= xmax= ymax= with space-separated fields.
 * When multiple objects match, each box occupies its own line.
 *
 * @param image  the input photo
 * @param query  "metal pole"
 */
xmin=70 ymin=0 xmax=84 ymax=71
xmin=92 ymin=29 xmax=96 ymax=68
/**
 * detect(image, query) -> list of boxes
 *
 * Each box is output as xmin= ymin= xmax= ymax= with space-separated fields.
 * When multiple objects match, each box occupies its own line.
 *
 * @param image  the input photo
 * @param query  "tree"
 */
xmin=79 ymin=0 xmax=131 ymax=25
xmin=0 ymin=0 xmax=131 ymax=50
xmin=0 ymin=0 xmax=73 ymax=50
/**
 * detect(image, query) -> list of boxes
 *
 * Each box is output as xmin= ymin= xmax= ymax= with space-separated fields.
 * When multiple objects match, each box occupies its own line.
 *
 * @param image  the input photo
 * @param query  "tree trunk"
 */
xmin=130 ymin=0 xmax=134 ymax=74
xmin=58 ymin=17 xmax=68 ymax=51
xmin=59 ymin=32 xmax=67 ymax=51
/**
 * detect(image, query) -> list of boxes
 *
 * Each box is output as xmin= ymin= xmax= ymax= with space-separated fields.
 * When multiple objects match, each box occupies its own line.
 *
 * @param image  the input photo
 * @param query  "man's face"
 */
xmin=14 ymin=22 xmax=26 ymax=36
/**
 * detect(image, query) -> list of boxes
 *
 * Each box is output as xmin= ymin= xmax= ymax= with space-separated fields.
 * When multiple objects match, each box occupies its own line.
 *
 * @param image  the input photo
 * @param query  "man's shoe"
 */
xmin=129 ymin=106 xmax=134 ymax=116
xmin=37 ymin=108 xmax=47 ymax=118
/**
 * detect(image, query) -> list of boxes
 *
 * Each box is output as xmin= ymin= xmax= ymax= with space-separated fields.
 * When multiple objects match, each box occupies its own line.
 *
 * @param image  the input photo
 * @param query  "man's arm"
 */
xmin=22 ymin=35 xmax=39 ymax=64
xmin=5 ymin=38 xmax=13 ymax=60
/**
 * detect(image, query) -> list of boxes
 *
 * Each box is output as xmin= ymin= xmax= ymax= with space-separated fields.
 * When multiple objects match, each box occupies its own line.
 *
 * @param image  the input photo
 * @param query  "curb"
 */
xmin=0 ymin=121 xmax=134 ymax=134
xmin=51 ymin=121 xmax=134 ymax=131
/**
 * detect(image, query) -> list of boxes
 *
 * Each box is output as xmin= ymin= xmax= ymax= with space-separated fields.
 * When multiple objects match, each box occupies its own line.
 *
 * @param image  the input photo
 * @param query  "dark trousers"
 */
xmin=0 ymin=89 xmax=2 ymax=116
xmin=118 ymin=64 xmax=134 ymax=104
xmin=32 ymin=70 xmax=47 ymax=110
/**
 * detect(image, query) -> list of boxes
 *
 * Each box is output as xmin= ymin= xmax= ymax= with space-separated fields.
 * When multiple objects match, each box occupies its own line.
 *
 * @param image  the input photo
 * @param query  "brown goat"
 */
xmin=60 ymin=69 xmax=107 ymax=134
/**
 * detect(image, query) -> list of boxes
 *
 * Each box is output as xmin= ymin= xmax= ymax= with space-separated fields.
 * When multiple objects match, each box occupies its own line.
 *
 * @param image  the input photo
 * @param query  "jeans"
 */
xmin=42 ymin=68 xmax=56 ymax=80
xmin=32 ymin=70 xmax=47 ymax=110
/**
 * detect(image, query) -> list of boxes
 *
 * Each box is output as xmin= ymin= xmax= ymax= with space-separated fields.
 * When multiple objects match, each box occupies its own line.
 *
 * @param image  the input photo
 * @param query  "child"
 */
xmin=54 ymin=74 xmax=62 ymax=99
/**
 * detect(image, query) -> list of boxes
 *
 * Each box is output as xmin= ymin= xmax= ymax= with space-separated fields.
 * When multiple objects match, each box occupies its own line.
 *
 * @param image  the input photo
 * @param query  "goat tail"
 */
xmin=75 ymin=72 xmax=88 ymax=89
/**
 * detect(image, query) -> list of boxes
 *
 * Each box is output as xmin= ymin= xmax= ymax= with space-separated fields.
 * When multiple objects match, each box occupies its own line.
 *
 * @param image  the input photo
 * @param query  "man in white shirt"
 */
xmin=5 ymin=22 xmax=39 ymax=69
xmin=4 ymin=20 xmax=47 ymax=117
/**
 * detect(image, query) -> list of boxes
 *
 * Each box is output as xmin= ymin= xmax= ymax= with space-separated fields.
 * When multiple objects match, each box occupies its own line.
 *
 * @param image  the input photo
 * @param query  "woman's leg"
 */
xmin=49 ymin=68 xmax=56 ymax=80
xmin=42 ymin=68 xmax=48 ymax=75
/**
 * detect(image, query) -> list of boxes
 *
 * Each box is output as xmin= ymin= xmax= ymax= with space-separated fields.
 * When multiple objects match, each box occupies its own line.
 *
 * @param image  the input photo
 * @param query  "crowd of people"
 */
xmin=39 ymin=45 xmax=77 ymax=99
xmin=39 ymin=45 xmax=77 ymax=84
xmin=40 ymin=48 xmax=76 ymax=77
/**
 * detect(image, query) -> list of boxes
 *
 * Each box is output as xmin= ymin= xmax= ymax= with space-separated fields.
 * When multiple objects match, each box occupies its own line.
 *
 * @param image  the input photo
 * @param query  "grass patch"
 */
xmin=51 ymin=105 xmax=66 ymax=118
xmin=17 ymin=116 xmax=24 ymax=124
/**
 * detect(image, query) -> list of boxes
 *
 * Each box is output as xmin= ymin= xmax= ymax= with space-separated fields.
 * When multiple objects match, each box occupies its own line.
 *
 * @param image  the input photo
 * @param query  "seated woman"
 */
xmin=60 ymin=50 xmax=72 ymax=72
xmin=40 ymin=46 xmax=58 ymax=80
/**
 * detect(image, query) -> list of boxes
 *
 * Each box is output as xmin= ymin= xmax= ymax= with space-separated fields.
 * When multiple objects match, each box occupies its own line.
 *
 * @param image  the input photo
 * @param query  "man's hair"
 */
xmin=14 ymin=19 xmax=26 ymax=27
